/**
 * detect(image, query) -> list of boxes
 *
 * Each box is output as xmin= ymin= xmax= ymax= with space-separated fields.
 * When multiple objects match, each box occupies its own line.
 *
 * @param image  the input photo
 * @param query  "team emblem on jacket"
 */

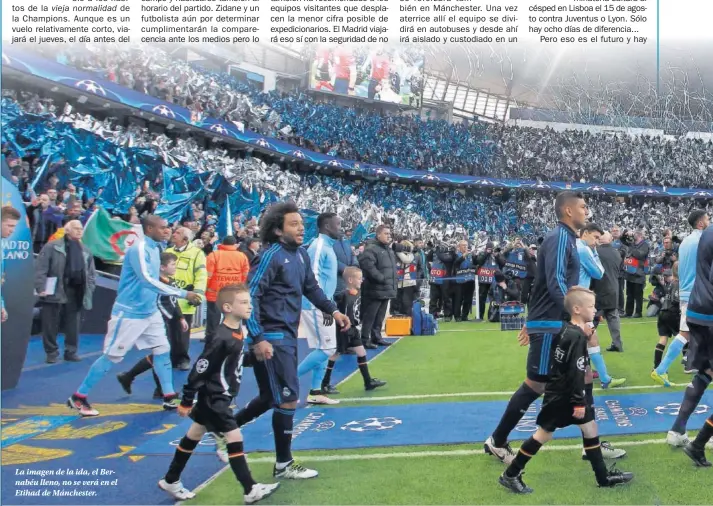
xmin=283 ymin=387 xmax=292 ymax=398
xmin=196 ymin=359 xmax=209 ymax=374
xmin=577 ymin=356 xmax=586 ymax=371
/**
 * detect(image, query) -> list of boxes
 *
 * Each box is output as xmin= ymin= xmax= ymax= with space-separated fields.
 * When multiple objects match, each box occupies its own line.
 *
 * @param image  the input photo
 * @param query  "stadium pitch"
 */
xmin=190 ymin=318 xmax=713 ymax=505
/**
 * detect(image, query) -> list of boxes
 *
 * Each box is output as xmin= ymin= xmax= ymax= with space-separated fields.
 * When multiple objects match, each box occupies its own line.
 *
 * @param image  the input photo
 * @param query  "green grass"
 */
xmin=191 ymin=316 xmax=712 ymax=505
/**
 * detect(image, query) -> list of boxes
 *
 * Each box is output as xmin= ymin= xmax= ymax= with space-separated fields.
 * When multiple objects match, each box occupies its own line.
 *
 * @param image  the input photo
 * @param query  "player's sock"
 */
xmin=165 ymin=436 xmax=199 ymax=484
xmin=584 ymin=383 xmax=594 ymax=409
xmin=152 ymin=370 xmax=162 ymax=392
xmin=226 ymin=441 xmax=257 ymax=494
xmin=312 ymin=357 xmax=329 ymax=392
xmin=672 ymin=371 xmax=712 ymax=434
xmin=655 ymin=335 xmax=686 ymax=375
xmin=273 ymin=408 xmax=295 ymax=464
xmin=297 ymin=349 xmax=330 ymax=377
xmin=152 ymin=352 xmax=176 ymax=396
xmin=125 ymin=355 xmax=153 ymax=380
xmin=77 ymin=354 xmax=114 ymax=396
xmin=234 ymin=396 xmax=271 ymax=427
xmin=654 ymin=343 xmax=666 ymax=368
xmin=583 ymin=436 xmax=609 ymax=484
xmin=588 ymin=346 xmax=611 ymax=384
xmin=504 ymin=437 xmax=542 ymax=477
xmin=357 ymin=355 xmax=372 ymax=385
xmin=321 ymin=359 xmax=337 ymax=389
xmin=491 ymin=383 xmax=541 ymax=447
xmin=692 ymin=415 xmax=713 ymax=449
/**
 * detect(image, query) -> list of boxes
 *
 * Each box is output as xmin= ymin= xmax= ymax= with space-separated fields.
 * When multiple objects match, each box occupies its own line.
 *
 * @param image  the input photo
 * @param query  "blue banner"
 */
xmin=4 ymin=47 xmax=713 ymax=198
xmin=1 ymin=160 xmax=36 ymax=390
xmin=504 ymin=248 xmax=528 ymax=279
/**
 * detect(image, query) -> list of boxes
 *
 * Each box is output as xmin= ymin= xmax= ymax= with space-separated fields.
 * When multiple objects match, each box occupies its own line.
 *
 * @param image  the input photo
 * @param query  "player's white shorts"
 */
xmin=299 ymin=308 xmax=336 ymax=351
xmin=680 ymin=303 xmax=689 ymax=332
xmin=103 ymin=311 xmax=168 ymax=358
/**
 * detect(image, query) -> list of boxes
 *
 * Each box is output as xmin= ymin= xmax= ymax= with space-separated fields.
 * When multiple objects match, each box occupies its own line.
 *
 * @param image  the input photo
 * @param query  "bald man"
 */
xmin=35 ymin=220 xmax=96 ymax=364
xmin=593 ymin=232 xmax=624 ymax=352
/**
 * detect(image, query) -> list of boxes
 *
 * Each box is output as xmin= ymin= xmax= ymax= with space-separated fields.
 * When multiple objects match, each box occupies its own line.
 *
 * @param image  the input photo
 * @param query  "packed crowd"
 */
xmin=35 ymin=44 xmax=713 ymax=188
xmin=6 ymin=91 xmax=713 ymax=261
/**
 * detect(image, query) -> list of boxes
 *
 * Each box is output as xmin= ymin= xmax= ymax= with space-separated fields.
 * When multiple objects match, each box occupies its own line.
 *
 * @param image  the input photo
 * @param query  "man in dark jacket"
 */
xmin=28 ymin=193 xmax=58 ymax=254
xmin=624 ymin=230 xmax=650 ymax=318
xmin=520 ymin=244 xmax=537 ymax=306
xmin=474 ymin=242 xmax=505 ymax=321
xmin=593 ymin=232 xmax=624 ymax=352
xmin=611 ymin=226 xmax=627 ymax=316
xmin=34 ymin=220 xmax=96 ymax=363
xmin=333 ymin=231 xmax=359 ymax=295
xmin=359 ymin=224 xmax=398 ymax=348
xmin=429 ymin=243 xmax=457 ymax=321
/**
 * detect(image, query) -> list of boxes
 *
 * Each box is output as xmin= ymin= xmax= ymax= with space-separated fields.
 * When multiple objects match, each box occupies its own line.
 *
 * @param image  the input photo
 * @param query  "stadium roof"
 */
xmin=425 ymin=41 xmax=713 ymax=121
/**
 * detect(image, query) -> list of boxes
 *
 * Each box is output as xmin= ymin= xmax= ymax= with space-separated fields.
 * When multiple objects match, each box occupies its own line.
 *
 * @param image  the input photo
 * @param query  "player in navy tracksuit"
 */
xmin=672 ymin=224 xmax=713 ymax=467
xmin=485 ymin=192 xmax=591 ymax=463
xmin=230 ymin=203 xmax=351 ymax=480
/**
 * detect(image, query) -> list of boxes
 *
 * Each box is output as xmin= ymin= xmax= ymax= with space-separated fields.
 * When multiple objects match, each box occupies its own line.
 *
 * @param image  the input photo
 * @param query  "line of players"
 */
xmin=65 ymin=204 xmax=385 ymax=503
xmin=483 ymin=192 xmax=713 ymax=494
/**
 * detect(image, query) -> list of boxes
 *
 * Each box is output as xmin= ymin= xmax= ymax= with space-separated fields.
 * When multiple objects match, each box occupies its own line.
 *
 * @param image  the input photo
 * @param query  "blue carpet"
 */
xmin=133 ymin=391 xmax=713 ymax=454
xmin=1 ymin=334 xmax=394 ymax=505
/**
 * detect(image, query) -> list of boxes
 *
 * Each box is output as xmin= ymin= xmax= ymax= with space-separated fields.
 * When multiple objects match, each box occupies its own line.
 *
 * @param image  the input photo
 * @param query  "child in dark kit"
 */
xmin=116 ymin=252 xmax=188 ymax=407
xmin=321 ymin=267 xmax=387 ymax=393
xmin=158 ymin=285 xmax=279 ymax=504
xmin=499 ymin=287 xmax=634 ymax=494
xmin=652 ymin=263 xmax=681 ymax=380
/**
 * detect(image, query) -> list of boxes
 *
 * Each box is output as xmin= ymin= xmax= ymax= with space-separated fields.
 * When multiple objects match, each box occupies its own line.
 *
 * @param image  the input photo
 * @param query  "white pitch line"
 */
xmin=244 ymin=438 xmax=668 ymax=464
xmin=337 ymin=384 xmax=684 ymax=403
xmin=439 ymin=319 xmax=656 ymax=333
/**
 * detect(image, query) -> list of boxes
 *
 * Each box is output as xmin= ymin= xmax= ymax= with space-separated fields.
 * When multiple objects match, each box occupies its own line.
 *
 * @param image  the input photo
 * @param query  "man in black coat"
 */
xmin=359 ymin=225 xmax=398 ymax=348
xmin=593 ymin=232 xmax=624 ymax=351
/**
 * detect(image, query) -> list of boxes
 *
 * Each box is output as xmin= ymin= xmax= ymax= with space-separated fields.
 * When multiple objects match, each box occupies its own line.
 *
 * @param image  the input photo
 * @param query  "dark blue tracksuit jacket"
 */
xmin=245 ymin=242 xmax=338 ymax=346
xmin=527 ymin=222 xmax=580 ymax=334
xmin=687 ymin=225 xmax=713 ymax=327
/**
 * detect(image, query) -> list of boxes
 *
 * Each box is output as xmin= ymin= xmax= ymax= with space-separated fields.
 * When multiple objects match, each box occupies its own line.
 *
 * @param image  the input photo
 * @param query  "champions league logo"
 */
xmin=342 ymin=417 xmax=402 ymax=432
xmin=291 ymin=150 xmax=306 ymax=159
xmin=589 ymin=185 xmax=607 ymax=192
xmin=640 ymin=188 xmax=661 ymax=195
xmin=74 ymin=80 xmax=107 ymax=96
xmin=692 ymin=191 xmax=712 ymax=198
xmin=654 ymin=403 xmax=709 ymax=416
xmin=327 ymin=159 xmax=343 ymax=168
xmin=253 ymin=138 xmax=273 ymax=149
xmin=420 ymin=174 xmax=441 ymax=182
xmin=209 ymin=124 xmax=229 ymax=136
xmin=152 ymin=105 xmax=176 ymax=119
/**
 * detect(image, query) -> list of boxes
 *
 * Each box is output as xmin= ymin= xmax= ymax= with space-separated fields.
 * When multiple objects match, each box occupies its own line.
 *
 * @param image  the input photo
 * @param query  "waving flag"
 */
xmin=82 ymin=208 xmax=143 ymax=263
xmin=216 ymin=199 xmax=234 ymax=240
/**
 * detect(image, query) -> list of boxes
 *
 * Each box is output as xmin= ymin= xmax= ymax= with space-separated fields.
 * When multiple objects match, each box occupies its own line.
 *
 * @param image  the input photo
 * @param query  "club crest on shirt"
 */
xmin=554 ymin=346 xmax=565 ymax=363
xmin=196 ymin=359 xmax=209 ymax=374
xmin=577 ymin=356 xmax=586 ymax=371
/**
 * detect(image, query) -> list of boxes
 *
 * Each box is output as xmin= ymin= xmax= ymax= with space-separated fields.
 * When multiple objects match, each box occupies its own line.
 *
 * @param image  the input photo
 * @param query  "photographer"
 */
xmin=452 ymin=240 xmax=478 ymax=322
xmin=475 ymin=241 xmax=505 ymax=322
xmin=487 ymin=271 xmax=521 ymax=322
xmin=654 ymin=235 xmax=677 ymax=272
xmin=622 ymin=229 xmax=649 ymax=318
xmin=428 ymin=242 xmax=456 ymax=321
xmin=394 ymin=240 xmax=419 ymax=317
xmin=500 ymin=238 xmax=532 ymax=306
